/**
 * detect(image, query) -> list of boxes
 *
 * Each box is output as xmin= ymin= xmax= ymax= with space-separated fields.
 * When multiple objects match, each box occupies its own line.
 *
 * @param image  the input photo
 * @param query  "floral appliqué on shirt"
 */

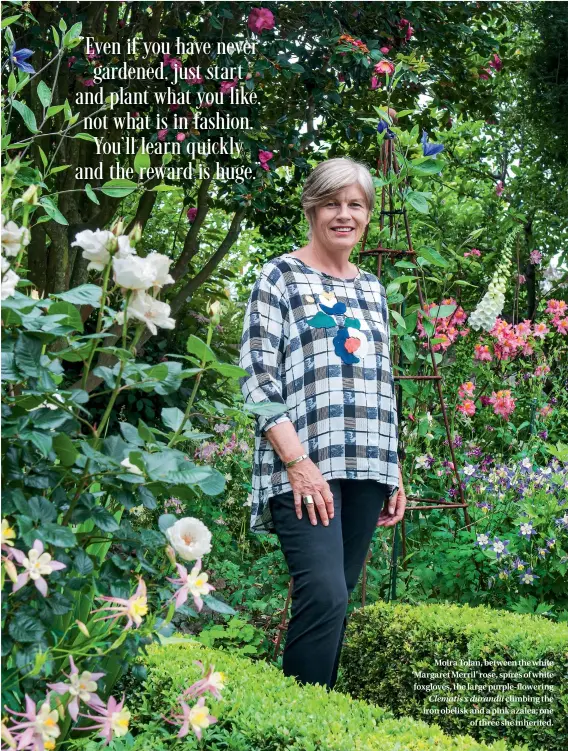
xmin=306 ymin=289 xmax=369 ymax=364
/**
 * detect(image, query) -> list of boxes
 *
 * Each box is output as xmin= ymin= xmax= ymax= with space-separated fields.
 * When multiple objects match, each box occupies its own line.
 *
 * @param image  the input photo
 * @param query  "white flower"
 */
xmin=243 ymin=493 xmax=253 ymax=507
xmin=35 ymin=701 xmax=61 ymax=743
xmin=116 ymin=290 xmax=175 ymax=335
xmin=110 ymin=706 xmax=131 ymax=738
xmin=521 ymin=457 xmax=532 ymax=469
xmin=463 ymin=464 xmax=476 ymax=477
xmin=1 ymin=269 xmax=20 ymax=300
xmin=166 ymin=517 xmax=212 ymax=562
xmin=415 ymin=455 xmax=430 ymax=470
xmin=71 ymin=229 xmax=116 ymax=271
xmin=1 ymin=256 xmax=10 ymax=274
xmin=116 ymin=235 xmax=136 ymax=259
xmin=1 ymin=215 xmax=30 ymax=257
xmin=120 ymin=457 xmax=143 ymax=475
xmin=113 ymin=255 xmax=155 ymax=290
xmin=145 ymin=252 xmax=175 ymax=291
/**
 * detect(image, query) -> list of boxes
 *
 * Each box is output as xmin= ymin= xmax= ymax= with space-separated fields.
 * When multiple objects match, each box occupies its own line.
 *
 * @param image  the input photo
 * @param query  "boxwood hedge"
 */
xmin=118 ymin=637 xmax=528 ymax=750
xmin=337 ymin=602 xmax=568 ymax=751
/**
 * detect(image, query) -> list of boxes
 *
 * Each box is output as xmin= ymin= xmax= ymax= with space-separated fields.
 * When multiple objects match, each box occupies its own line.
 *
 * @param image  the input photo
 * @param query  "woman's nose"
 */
xmin=335 ymin=203 xmax=353 ymax=220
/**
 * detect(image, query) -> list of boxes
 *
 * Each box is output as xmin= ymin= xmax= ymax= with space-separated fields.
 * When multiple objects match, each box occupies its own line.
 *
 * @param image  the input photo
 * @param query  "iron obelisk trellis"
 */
xmin=273 ymin=134 xmax=471 ymax=661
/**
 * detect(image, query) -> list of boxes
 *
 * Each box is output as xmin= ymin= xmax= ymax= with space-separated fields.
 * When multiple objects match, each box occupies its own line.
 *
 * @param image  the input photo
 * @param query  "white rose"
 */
xmin=116 ymin=235 xmax=136 ymax=259
xmin=1 ymin=269 xmax=20 ymax=300
xmin=113 ymin=255 xmax=154 ymax=290
xmin=116 ymin=290 xmax=175 ymax=335
xmin=1 ymin=256 xmax=10 ymax=274
xmin=145 ymin=252 xmax=175 ymax=291
xmin=1 ymin=215 xmax=30 ymax=257
xmin=71 ymin=229 xmax=116 ymax=271
xmin=166 ymin=517 xmax=212 ymax=561
xmin=120 ymin=457 xmax=143 ymax=475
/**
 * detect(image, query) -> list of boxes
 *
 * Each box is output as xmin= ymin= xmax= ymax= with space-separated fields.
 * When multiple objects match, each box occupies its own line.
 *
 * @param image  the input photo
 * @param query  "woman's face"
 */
xmin=310 ymin=183 xmax=371 ymax=252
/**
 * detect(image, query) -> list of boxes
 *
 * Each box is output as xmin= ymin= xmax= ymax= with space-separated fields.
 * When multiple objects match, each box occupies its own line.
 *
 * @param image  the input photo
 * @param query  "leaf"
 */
xmin=91 ymin=506 xmax=120 ymax=532
xmin=53 ymin=433 xmax=78 ymax=466
xmin=85 ymin=183 xmax=100 ymax=205
xmin=46 ymin=104 xmax=65 ymax=118
xmin=37 ymin=81 xmax=52 ymax=108
xmin=161 ymin=407 xmax=185 ymax=432
xmin=74 ymin=132 xmax=97 ymax=142
xmin=406 ymin=190 xmax=430 ymax=214
xmin=23 ymin=431 xmax=53 ymax=457
xmin=40 ymin=197 xmax=68 ymax=225
xmin=390 ymin=310 xmax=407 ymax=330
xmin=202 ymin=595 xmax=237 ymax=615
xmin=137 ymin=419 xmax=154 ymax=443
xmin=138 ymin=486 xmax=157 ymax=510
xmin=54 ymin=284 xmax=102 ymax=307
xmin=11 ymin=99 xmax=39 ymax=133
xmin=410 ymin=159 xmax=444 ymax=175
xmin=197 ymin=468 xmax=225 ymax=496
xmin=399 ymin=337 xmax=417 ymax=362
xmin=134 ymin=148 xmax=150 ymax=174
xmin=158 ymin=514 xmax=177 ymax=534
xmin=100 ymin=179 xmax=138 ymax=198
xmin=1 ymin=15 xmax=21 ymax=29
xmin=144 ymin=364 xmax=169 ymax=380
xmin=9 ymin=614 xmax=45 ymax=643
xmin=427 ymin=304 xmax=457 ymax=319
xmin=417 ymin=247 xmax=449 ymax=268
xmin=74 ymin=549 xmax=94 ymax=575
xmin=119 ymin=422 xmax=144 ymax=446
xmin=28 ymin=496 xmax=57 ymax=523
xmin=48 ymin=301 xmax=83 ymax=332
xmin=40 ymin=523 xmax=76 ymax=548
xmin=186 ymin=335 xmax=217 ymax=363
xmin=209 ymin=363 xmax=250 ymax=378
xmin=38 ymin=145 xmax=48 ymax=169
xmin=14 ymin=333 xmax=42 ymax=377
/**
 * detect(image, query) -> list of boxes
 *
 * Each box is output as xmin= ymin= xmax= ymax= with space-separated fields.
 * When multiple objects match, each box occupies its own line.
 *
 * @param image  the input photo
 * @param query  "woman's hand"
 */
xmin=287 ymin=459 xmax=335 ymax=526
xmin=376 ymin=468 xmax=407 ymax=528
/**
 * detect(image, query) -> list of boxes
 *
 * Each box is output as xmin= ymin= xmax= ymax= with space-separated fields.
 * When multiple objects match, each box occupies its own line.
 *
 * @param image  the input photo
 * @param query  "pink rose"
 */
xmin=82 ymin=78 xmax=95 ymax=87
xmin=220 ymin=78 xmax=238 ymax=94
xmin=495 ymin=180 xmax=504 ymax=196
xmin=258 ymin=150 xmax=273 ymax=164
xmin=380 ymin=46 xmax=391 ymax=54
xmin=176 ymin=132 xmax=186 ymax=142
xmin=247 ymin=7 xmax=275 ymax=34
xmin=187 ymin=207 xmax=198 ymax=222
xmin=157 ymin=128 xmax=168 ymax=142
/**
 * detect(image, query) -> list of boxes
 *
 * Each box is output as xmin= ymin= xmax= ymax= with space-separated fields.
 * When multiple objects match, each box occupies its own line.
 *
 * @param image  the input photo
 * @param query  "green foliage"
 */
xmin=125 ymin=639 xmax=527 ymax=751
xmin=338 ymin=602 xmax=568 ymax=751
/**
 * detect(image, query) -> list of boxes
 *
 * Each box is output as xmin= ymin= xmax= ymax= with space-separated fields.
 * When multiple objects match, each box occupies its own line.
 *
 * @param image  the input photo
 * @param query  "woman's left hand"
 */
xmin=376 ymin=468 xmax=407 ymax=528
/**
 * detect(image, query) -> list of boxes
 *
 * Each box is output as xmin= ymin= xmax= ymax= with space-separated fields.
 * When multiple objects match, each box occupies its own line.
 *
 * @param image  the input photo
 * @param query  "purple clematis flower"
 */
xmin=421 ymin=130 xmax=444 ymax=156
xmin=377 ymin=120 xmax=396 ymax=140
xmin=10 ymin=44 xmax=35 ymax=74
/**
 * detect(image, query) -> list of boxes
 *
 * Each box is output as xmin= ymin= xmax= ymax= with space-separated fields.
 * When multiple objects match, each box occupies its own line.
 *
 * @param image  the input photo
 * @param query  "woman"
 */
xmin=239 ymin=157 xmax=407 ymax=690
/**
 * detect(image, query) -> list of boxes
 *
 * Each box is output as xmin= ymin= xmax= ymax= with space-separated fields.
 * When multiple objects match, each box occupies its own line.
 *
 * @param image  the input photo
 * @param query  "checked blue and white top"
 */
xmin=239 ymin=253 xmax=399 ymax=534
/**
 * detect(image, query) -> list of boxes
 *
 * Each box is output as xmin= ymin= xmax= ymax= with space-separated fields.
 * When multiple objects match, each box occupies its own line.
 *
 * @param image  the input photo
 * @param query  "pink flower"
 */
xmin=489 ymin=53 xmax=503 ymax=71
xmin=4 ymin=695 xmax=60 ymax=750
xmin=184 ymin=662 xmax=227 ymax=701
xmin=163 ymin=53 xmax=182 ymax=70
xmin=480 ymin=395 xmax=492 ymax=407
xmin=380 ymin=46 xmax=391 ymax=54
xmin=489 ymin=390 xmax=516 ymax=420
xmin=534 ymin=364 xmax=550 ymax=377
xmin=464 ymin=248 xmax=481 ymax=258
xmin=79 ymin=694 xmax=130 ymax=745
xmin=176 ymin=132 xmax=186 ymax=142
xmin=157 ymin=128 xmax=168 ymax=142
xmin=533 ymin=322 xmax=549 ymax=339
xmin=374 ymin=59 xmax=395 ymax=75
xmin=184 ymin=71 xmax=204 ymax=85
xmin=518 ymin=274 xmax=526 ymax=284
xmin=554 ymin=317 xmax=568 ymax=335
xmin=258 ymin=150 xmax=273 ymax=164
xmin=539 ymin=404 xmax=553 ymax=418
xmin=220 ymin=77 xmax=238 ymax=94
xmin=458 ymin=381 xmax=475 ymax=399
xmin=48 ymin=656 xmax=105 ymax=721
xmin=92 ymin=577 xmax=148 ymax=630
xmin=495 ymin=180 xmax=504 ymax=196
xmin=68 ymin=56 xmax=77 ymax=68
xmin=81 ymin=78 xmax=95 ymax=87
xmin=530 ymin=249 xmax=542 ymax=265
xmin=370 ymin=76 xmax=381 ymax=90
xmin=458 ymin=399 xmax=476 ymax=417
xmin=247 ymin=7 xmax=275 ymax=34
xmin=166 ymin=559 xmax=214 ymax=613
xmin=186 ymin=207 xmax=198 ymax=222
xmin=169 ymin=696 xmax=217 ymax=740
xmin=11 ymin=539 xmax=66 ymax=597
xmin=169 ymin=103 xmax=180 ymax=111
xmin=86 ymin=50 xmax=98 ymax=61
xmin=398 ymin=18 xmax=414 ymax=41
xmin=546 ymin=299 xmax=567 ymax=316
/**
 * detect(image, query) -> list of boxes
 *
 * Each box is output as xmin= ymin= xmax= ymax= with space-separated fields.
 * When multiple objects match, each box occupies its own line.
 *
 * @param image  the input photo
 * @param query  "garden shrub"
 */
xmin=338 ymin=602 xmax=568 ymax=751
xmin=116 ymin=638 xmax=528 ymax=751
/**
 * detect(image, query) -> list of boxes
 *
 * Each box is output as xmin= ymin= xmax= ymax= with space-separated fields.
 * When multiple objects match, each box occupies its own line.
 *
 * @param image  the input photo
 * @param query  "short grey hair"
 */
xmin=300 ymin=158 xmax=375 ymax=239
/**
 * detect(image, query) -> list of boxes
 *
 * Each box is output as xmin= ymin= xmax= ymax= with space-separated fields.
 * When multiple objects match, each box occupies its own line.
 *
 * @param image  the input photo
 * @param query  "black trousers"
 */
xmin=269 ymin=478 xmax=387 ymax=689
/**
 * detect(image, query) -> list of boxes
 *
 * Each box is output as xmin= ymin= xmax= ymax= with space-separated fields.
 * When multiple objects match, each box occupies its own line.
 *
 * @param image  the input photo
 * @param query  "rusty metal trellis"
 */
xmin=272 ymin=136 xmax=471 ymax=661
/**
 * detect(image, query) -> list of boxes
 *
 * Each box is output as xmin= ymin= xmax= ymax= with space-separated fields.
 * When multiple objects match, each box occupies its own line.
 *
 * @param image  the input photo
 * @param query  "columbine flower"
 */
xmin=167 ymin=559 xmax=215 ymax=612
xmin=48 ymin=657 xmax=105 ymax=720
xmin=421 ymin=130 xmax=444 ymax=156
xmin=166 ymin=518 xmax=212 ymax=562
xmin=377 ymin=119 xmax=395 ymax=139
xmin=184 ymin=662 xmax=227 ymax=701
xmin=511 ymin=556 xmax=528 ymax=571
xmin=1 ymin=518 xmax=16 ymax=550
xmin=116 ymin=290 xmax=176 ymax=335
xmin=495 ymin=180 xmax=504 ymax=196
xmin=92 ymin=577 xmax=148 ymax=629
xmin=537 ymin=547 xmax=548 ymax=559
xmin=555 ymin=513 xmax=568 ymax=529
xmin=71 ymin=229 xmax=116 ymax=271
xmin=79 ymin=695 xmax=130 ymax=745
xmin=11 ymin=540 xmax=66 ymax=596
xmin=174 ymin=697 xmax=216 ymax=740
xmin=491 ymin=536 xmax=510 ymax=559
xmin=519 ymin=567 xmax=539 ymax=585
xmin=475 ymin=533 xmax=490 ymax=549
xmin=489 ymin=53 xmax=503 ymax=71
xmin=462 ymin=464 xmax=476 ymax=477
xmin=519 ymin=522 xmax=536 ymax=538
xmin=546 ymin=537 xmax=556 ymax=549
xmin=258 ymin=149 xmax=273 ymax=171
xmin=247 ymin=7 xmax=275 ymax=34
xmin=1 ymin=215 xmax=31 ymax=257
xmin=10 ymin=44 xmax=35 ymax=73
xmin=4 ymin=696 xmax=60 ymax=749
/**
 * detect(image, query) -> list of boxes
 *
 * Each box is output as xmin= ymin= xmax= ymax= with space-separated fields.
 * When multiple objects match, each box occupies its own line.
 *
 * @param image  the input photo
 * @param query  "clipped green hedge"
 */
xmin=122 ymin=638 xmax=528 ymax=750
xmin=337 ymin=602 xmax=568 ymax=751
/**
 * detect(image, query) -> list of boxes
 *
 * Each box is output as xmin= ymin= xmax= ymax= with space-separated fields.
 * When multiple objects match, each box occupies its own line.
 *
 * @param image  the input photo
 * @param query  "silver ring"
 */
xmin=302 ymin=495 xmax=314 ymax=506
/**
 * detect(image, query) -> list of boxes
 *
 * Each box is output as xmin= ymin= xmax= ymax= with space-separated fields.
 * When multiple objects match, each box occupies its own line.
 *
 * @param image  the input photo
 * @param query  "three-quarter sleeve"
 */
xmin=239 ymin=265 xmax=291 ymax=435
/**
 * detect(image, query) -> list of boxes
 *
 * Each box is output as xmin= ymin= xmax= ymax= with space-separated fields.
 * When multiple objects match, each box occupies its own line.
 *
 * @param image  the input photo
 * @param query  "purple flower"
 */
xmin=555 ymin=513 xmax=568 ymax=529
xmin=511 ymin=556 xmax=528 ymax=571
xmin=195 ymin=443 xmax=217 ymax=462
xmin=546 ymin=537 xmax=556 ymax=549
xmin=538 ymin=430 xmax=548 ymax=440
xmin=519 ymin=522 xmax=536 ymax=538
xmin=491 ymin=536 xmax=510 ymax=559
xmin=47 ymin=656 xmax=105 ymax=720
xmin=10 ymin=539 xmax=66 ymax=596
xmin=10 ymin=44 xmax=35 ymax=74
xmin=476 ymin=500 xmax=492 ymax=514
xmin=213 ymin=423 xmax=230 ymax=434
xmin=377 ymin=120 xmax=396 ymax=139
xmin=519 ymin=567 xmax=539 ymax=585
xmin=529 ymin=249 xmax=542 ymax=265
xmin=498 ymin=567 xmax=510 ymax=580
xmin=421 ymin=130 xmax=444 ymax=156
xmin=537 ymin=547 xmax=548 ymax=559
